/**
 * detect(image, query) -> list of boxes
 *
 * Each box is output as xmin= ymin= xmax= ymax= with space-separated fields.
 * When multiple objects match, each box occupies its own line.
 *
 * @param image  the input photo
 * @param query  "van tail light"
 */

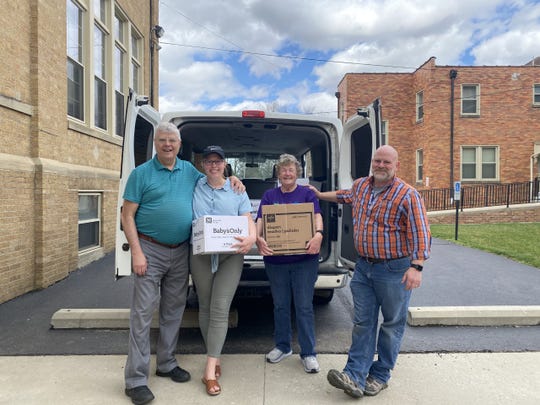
xmin=242 ymin=110 xmax=265 ymax=118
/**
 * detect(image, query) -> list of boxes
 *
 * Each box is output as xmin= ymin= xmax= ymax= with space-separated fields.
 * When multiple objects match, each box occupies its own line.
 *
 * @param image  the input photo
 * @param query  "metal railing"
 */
xmin=419 ymin=179 xmax=540 ymax=212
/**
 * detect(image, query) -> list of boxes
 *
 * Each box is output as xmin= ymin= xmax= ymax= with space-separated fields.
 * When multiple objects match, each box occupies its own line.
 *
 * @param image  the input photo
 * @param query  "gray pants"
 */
xmin=124 ymin=239 xmax=189 ymax=389
xmin=190 ymin=252 xmax=243 ymax=358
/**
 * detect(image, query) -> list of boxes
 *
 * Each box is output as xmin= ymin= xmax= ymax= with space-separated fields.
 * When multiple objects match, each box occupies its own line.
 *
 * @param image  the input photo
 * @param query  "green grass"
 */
xmin=430 ymin=223 xmax=540 ymax=269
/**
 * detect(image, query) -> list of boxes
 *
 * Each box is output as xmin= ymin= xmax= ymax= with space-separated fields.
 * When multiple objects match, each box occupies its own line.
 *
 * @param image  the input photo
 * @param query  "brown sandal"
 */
xmin=215 ymin=365 xmax=221 ymax=379
xmin=202 ymin=377 xmax=221 ymax=396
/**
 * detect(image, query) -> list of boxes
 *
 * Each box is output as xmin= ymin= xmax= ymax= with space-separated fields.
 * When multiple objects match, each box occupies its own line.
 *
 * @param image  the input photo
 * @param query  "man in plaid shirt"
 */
xmin=312 ymin=145 xmax=431 ymax=398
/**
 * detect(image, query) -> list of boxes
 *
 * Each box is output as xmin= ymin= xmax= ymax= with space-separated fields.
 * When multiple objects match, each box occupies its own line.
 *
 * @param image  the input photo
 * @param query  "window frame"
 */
xmin=416 ymin=91 xmax=424 ymax=122
xmin=78 ymin=192 xmax=102 ymax=252
xmin=67 ymin=0 xmax=143 ymax=137
xmin=533 ymin=84 xmax=540 ymax=106
xmin=381 ymin=120 xmax=388 ymax=145
xmin=67 ymin=0 xmax=85 ymax=121
xmin=460 ymin=145 xmax=499 ymax=181
xmin=416 ymin=148 xmax=423 ymax=183
xmin=114 ymin=10 xmax=127 ymax=136
xmin=461 ymin=84 xmax=480 ymax=116
xmin=130 ymin=29 xmax=142 ymax=94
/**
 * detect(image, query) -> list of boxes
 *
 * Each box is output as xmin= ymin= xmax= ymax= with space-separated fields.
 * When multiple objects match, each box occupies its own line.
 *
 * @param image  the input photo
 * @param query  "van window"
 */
xmin=350 ymin=125 xmax=373 ymax=179
xmin=133 ymin=116 xmax=154 ymax=167
xmin=228 ymin=155 xmax=279 ymax=180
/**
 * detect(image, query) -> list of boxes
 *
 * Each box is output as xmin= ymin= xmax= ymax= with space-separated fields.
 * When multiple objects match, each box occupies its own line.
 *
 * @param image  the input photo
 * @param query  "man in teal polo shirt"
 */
xmin=121 ymin=122 xmax=243 ymax=405
xmin=122 ymin=122 xmax=200 ymax=405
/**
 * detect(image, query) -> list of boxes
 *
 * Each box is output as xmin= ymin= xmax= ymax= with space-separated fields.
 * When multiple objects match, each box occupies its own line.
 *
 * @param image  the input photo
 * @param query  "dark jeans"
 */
xmin=265 ymin=256 xmax=318 ymax=357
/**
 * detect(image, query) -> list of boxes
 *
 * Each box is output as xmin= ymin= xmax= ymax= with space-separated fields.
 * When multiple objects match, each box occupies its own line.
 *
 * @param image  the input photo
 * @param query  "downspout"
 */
xmin=449 ymin=69 xmax=458 ymax=199
xmin=335 ymin=91 xmax=341 ymax=123
xmin=531 ymin=153 xmax=535 ymax=183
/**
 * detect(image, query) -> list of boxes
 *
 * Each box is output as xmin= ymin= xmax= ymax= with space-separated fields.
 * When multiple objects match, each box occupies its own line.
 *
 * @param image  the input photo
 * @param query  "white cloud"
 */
xmin=471 ymin=1 xmax=540 ymax=65
xmin=156 ymin=0 xmax=539 ymax=114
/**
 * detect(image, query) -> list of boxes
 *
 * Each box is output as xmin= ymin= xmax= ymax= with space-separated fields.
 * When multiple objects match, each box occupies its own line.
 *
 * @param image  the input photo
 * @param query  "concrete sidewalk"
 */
xmin=1 ymin=353 xmax=539 ymax=404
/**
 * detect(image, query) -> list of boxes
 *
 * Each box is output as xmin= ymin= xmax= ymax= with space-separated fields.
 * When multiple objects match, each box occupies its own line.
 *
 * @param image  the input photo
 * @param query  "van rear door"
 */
xmin=115 ymin=92 xmax=160 ymax=277
xmin=337 ymin=99 xmax=382 ymax=269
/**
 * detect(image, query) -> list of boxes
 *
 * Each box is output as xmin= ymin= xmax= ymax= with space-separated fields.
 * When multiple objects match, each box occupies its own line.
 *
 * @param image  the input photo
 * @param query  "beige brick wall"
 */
xmin=0 ymin=58 xmax=35 ymax=303
xmin=0 ymin=0 xmax=157 ymax=303
xmin=0 ymin=156 xmax=35 ymax=303
xmin=0 ymin=2 xmax=32 ymax=105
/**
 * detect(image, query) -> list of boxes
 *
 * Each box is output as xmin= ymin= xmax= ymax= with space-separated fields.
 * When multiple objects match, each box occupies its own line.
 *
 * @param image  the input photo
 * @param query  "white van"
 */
xmin=115 ymin=91 xmax=382 ymax=304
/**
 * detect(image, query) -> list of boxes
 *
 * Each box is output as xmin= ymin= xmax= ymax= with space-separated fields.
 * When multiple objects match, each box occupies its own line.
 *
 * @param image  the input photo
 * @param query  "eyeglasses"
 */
xmin=203 ymin=159 xmax=224 ymax=166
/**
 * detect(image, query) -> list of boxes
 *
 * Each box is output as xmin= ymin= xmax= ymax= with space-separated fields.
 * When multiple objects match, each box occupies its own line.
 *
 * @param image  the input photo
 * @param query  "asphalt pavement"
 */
xmin=1 ymin=238 xmax=540 ymax=355
xmin=1 ymin=239 xmax=540 ymax=404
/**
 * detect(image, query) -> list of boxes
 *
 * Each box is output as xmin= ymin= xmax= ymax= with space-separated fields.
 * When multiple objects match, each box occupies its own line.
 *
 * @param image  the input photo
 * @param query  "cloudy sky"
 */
xmin=156 ymin=0 xmax=540 ymax=115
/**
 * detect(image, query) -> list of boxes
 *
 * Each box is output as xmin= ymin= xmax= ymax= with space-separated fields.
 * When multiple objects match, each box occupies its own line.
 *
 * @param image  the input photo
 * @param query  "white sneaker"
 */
xmin=301 ymin=356 xmax=320 ymax=373
xmin=266 ymin=347 xmax=293 ymax=363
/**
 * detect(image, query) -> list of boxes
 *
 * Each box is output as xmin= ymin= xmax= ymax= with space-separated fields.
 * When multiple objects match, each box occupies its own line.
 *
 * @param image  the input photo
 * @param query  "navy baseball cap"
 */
xmin=202 ymin=145 xmax=225 ymax=159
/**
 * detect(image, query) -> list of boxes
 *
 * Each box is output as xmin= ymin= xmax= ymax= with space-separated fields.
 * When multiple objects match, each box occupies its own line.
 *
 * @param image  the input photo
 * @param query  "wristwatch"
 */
xmin=410 ymin=263 xmax=423 ymax=272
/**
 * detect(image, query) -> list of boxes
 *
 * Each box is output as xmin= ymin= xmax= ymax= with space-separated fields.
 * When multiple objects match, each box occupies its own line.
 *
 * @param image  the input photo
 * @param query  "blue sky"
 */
xmin=157 ymin=0 xmax=540 ymax=115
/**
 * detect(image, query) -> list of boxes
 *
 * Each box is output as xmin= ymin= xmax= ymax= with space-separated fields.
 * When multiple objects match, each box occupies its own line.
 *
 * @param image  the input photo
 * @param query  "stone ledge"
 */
xmin=408 ymin=305 xmax=540 ymax=326
xmin=50 ymin=308 xmax=238 ymax=329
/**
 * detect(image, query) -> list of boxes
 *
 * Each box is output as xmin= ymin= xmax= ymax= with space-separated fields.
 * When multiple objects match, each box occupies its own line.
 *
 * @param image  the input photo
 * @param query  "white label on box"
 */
xmin=192 ymin=215 xmax=249 ymax=255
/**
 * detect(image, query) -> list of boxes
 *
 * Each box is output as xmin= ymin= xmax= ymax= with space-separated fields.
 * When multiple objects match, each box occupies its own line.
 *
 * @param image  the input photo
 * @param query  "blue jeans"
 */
xmin=343 ymin=256 xmax=411 ymax=388
xmin=265 ymin=256 xmax=318 ymax=357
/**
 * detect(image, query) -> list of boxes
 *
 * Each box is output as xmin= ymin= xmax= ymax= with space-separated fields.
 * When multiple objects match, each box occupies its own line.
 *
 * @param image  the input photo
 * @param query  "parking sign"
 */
xmin=454 ymin=181 xmax=461 ymax=201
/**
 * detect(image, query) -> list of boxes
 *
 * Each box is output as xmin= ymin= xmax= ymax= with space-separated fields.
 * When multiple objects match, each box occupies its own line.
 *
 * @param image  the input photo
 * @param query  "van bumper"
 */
xmin=238 ymin=262 xmax=349 ymax=292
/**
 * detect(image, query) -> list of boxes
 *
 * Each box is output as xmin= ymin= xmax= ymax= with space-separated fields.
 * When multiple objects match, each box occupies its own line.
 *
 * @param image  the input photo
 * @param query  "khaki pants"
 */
xmin=124 ymin=239 xmax=189 ymax=389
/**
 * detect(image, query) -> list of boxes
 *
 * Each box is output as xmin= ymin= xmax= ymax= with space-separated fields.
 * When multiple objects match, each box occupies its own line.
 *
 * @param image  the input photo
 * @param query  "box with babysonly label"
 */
xmin=261 ymin=203 xmax=315 ymax=255
xmin=192 ymin=215 xmax=249 ymax=254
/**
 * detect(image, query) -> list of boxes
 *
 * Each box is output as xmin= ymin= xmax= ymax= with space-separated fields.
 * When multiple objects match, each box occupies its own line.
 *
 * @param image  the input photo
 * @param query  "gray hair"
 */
xmin=276 ymin=153 xmax=302 ymax=177
xmin=156 ymin=121 xmax=181 ymax=140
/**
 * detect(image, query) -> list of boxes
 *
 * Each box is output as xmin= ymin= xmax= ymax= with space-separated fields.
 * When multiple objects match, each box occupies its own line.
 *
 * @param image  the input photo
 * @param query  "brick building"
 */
xmin=336 ymin=57 xmax=540 ymax=190
xmin=0 ymin=0 xmax=159 ymax=303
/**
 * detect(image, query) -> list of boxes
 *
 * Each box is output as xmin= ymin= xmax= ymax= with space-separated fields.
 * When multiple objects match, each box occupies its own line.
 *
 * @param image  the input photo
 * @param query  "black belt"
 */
xmin=138 ymin=233 xmax=186 ymax=249
xmin=360 ymin=256 xmax=405 ymax=264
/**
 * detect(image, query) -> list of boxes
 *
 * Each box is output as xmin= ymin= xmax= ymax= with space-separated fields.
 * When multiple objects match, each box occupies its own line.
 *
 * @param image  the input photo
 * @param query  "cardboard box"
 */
xmin=192 ymin=215 xmax=249 ymax=254
xmin=261 ymin=203 xmax=315 ymax=255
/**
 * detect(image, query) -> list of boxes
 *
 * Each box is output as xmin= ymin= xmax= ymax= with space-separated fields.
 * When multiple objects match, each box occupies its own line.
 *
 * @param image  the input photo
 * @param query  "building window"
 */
xmin=534 ymin=84 xmax=540 ymax=105
xmin=131 ymin=32 xmax=141 ymax=93
xmin=114 ymin=13 xmax=126 ymax=136
xmin=67 ymin=0 xmax=143 ymax=136
xmin=461 ymin=84 xmax=480 ymax=115
xmin=381 ymin=120 xmax=388 ymax=145
xmin=94 ymin=0 xmax=106 ymax=22
xmin=416 ymin=149 xmax=423 ymax=182
xmin=461 ymin=146 xmax=498 ymax=181
xmin=78 ymin=193 xmax=101 ymax=251
xmin=416 ymin=91 xmax=424 ymax=121
xmin=94 ymin=23 xmax=107 ymax=130
xmin=67 ymin=0 xmax=84 ymax=120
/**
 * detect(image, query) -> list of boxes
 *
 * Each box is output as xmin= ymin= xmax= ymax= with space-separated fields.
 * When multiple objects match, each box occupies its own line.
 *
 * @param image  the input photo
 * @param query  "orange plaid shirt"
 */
xmin=336 ymin=176 xmax=431 ymax=260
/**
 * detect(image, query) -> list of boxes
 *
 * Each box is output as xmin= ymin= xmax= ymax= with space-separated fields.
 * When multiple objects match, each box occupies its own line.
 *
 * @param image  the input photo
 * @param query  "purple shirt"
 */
xmin=256 ymin=185 xmax=321 ymax=264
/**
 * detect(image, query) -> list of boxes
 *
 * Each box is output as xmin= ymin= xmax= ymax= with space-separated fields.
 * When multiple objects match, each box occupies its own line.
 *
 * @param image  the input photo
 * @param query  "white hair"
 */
xmin=156 ymin=121 xmax=181 ymax=140
xmin=276 ymin=153 xmax=302 ymax=177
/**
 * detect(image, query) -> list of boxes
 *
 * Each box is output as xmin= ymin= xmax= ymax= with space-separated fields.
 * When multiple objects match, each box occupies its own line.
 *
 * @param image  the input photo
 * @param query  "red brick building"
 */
xmin=336 ymin=57 xmax=540 ymax=190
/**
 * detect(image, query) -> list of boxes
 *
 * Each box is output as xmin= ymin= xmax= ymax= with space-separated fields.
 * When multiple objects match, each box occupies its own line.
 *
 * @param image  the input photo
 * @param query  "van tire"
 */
xmin=313 ymin=289 xmax=334 ymax=305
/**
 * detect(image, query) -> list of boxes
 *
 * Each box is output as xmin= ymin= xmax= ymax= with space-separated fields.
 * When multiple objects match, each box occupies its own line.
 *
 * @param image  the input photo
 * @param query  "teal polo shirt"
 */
xmin=123 ymin=156 xmax=204 ymax=245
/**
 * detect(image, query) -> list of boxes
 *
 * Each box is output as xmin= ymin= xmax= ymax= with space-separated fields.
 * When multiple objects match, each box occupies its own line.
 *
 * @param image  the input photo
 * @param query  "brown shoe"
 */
xmin=364 ymin=375 xmax=388 ymax=396
xmin=202 ymin=377 xmax=221 ymax=396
